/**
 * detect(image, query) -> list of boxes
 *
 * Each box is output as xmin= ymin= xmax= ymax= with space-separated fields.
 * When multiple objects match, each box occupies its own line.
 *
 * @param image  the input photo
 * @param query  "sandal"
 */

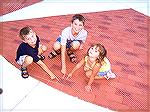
xmin=21 ymin=67 xmax=29 ymax=79
xmin=48 ymin=49 xmax=61 ymax=59
xmin=38 ymin=55 xmax=45 ymax=60
xmin=67 ymin=49 xmax=77 ymax=63
xmin=105 ymin=71 xmax=116 ymax=80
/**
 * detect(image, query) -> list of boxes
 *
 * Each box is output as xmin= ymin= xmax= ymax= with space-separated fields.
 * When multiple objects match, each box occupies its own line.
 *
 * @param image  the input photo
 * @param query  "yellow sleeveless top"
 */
xmin=99 ymin=57 xmax=111 ymax=72
xmin=84 ymin=56 xmax=99 ymax=71
xmin=84 ymin=56 xmax=111 ymax=72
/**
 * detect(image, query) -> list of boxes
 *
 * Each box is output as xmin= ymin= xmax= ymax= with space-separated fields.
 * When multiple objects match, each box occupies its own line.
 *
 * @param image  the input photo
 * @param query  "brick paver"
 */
xmin=0 ymin=0 xmax=42 ymax=16
xmin=1 ymin=9 xmax=149 ymax=112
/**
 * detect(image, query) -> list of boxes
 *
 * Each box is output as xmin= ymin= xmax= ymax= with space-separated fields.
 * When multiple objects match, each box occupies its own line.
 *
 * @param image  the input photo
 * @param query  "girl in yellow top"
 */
xmin=67 ymin=44 xmax=116 ymax=92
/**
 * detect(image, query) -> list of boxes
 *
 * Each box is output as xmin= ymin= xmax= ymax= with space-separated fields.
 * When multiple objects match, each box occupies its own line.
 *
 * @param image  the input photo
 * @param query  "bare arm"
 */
xmin=87 ymin=64 xmax=100 ymax=86
xmin=68 ymin=58 xmax=85 ymax=78
xmin=61 ymin=45 xmax=67 ymax=75
xmin=85 ymin=63 xmax=100 ymax=92
xmin=36 ymin=60 xmax=56 ymax=79
xmin=79 ymin=43 xmax=84 ymax=50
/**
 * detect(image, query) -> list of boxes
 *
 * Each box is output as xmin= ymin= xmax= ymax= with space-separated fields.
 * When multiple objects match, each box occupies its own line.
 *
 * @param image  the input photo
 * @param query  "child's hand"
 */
xmin=85 ymin=85 xmax=92 ymax=92
xmin=67 ymin=73 xmax=73 ymax=79
xmin=62 ymin=74 xmax=66 ymax=78
xmin=61 ymin=68 xmax=67 ymax=75
xmin=50 ymin=75 xmax=56 ymax=79
xmin=79 ymin=44 xmax=83 ymax=50
xmin=50 ymin=74 xmax=59 ymax=81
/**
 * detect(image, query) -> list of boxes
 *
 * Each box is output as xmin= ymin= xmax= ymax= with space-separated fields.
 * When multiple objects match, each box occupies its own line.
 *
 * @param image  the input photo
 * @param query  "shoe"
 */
xmin=106 ymin=71 xmax=116 ymax=79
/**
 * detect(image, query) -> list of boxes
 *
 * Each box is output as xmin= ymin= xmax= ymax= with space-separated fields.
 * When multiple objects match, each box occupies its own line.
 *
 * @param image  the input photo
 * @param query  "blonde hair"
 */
xmin=86 ymin=43 xmax=107 ymax=63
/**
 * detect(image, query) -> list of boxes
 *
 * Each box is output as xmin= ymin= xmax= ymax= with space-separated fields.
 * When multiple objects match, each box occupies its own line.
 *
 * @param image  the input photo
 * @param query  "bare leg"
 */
xmin=85 ymin=70 xmax=105 ymax=79
xmin=48 ymin=42 xmax=61 ymax=59
xmin=85 ymin=70 xmax=92 ymax=78
xmin=70 ymin=41 xmax=80 ymax=51
xmin=38 ymin=44 xmax=47 ymax=55
xmin=21 ymin=56 xmax=33 ymax=78
xmin=53 ymin=41 xmax=61 ymax=51
xmin=22 ymin=56 xmax=33 ymax=68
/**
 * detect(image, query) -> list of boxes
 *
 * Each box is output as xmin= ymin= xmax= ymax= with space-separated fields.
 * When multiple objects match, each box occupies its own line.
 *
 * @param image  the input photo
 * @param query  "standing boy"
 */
xmin=48 ymin=14 xmax=88 ymax=76
xmin=16 ymin=26 xmax=57 ymax=79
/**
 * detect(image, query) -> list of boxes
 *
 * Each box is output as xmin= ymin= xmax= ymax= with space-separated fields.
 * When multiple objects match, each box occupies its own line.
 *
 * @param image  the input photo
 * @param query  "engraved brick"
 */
xmin=100 ymin=21 xmax=111 ymax=25
xmin=98 ymin=25 xmax=109 ymax=30
xmin=114 ymin=15 xmax=124 ymax=18
xmin=99 ymin=34 xmax=111 ymax=39
xmin=134 ymin=42 xmax=147 ymax=48
xmin=134 ymin=81 xmax=149 ymax=90
xmin=9 ymin=27 xmax=18 ymax=32
xmin=115 ymin=61 xmax=129 ymax=67
xmin=40 ymin=38 xmax=50 ymax=43
xmin=50 ymin=64 xmax=61 ymax=70
xmin=137 ymin=26 xmax=148 ymax=31
xmin=125 ymin=28 xmax=136 ymax=33
xmin=134 ymin=15 xmax=145 ymax=19
xmin=41 ymin=25 xmax=51 ymax=29
xmin=115 ymin=88 xmax=131 ymax=97
xmin=59 ymin=78 xmax=75 ymax=87
xmin=125 ymin=51 xmax=138 ymax=57
xmin=134 ymin=18 xmax=144 ymax=22
xmin=121 ymin=68 xmax=136 ymax=75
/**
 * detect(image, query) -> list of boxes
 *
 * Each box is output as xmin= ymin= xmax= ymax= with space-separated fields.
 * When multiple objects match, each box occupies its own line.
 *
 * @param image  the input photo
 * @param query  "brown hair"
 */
xmin=86 ymin=43 xmax=107 ymax=63
xmin=71 ymin=14 xmax=85 ymax=25
xmin=19 ymin=26 xmax=32 ymax=40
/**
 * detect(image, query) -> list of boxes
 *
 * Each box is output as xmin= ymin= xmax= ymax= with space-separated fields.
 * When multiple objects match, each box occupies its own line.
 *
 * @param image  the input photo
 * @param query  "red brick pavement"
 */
xmin=1 ymin=9 xmax=150 ymax=112
xmin=0 ymin=0 xmax=42 ymax=16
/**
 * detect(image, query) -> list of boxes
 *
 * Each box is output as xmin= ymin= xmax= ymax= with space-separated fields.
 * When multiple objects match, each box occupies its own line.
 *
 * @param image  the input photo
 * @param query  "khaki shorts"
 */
xmin=17 ymin=55 xmax=28 ymax=65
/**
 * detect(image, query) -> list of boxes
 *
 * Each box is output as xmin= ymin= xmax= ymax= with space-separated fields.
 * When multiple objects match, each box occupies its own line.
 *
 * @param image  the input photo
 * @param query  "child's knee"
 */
xmin=25 ymin=56 xmax=33 ymax=65
xmin=71 ymin=41 xmax=80 ymax=50
xmin=85 ymin=71 xmax=92 ymax=78
xmin=53 ymin=42 xmax=61 ymax=50
xmin=42 ymin=45 xmax=47 ymax=52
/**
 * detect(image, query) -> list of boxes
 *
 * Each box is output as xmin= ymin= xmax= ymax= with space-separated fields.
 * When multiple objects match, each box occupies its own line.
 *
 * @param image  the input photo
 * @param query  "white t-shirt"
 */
xmin=60 ymin=26 xmax=88 ymax=45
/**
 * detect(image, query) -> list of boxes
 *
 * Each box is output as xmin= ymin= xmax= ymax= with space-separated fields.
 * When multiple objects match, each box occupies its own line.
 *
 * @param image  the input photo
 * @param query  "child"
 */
xmin=15 ymin=26 xmax=57 ymax=79
xmin=48 ymin=14 xmax=88 ymax=76
xmin=67 ymin=44 xmax=116 ymax=92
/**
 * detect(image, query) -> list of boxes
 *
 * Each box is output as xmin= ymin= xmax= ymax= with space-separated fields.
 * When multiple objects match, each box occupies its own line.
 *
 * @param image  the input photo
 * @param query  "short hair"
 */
xmin=71 ymin=14 xmax=85 ymax=25
xmin=19 ymin=26 xmax=32 ymax=40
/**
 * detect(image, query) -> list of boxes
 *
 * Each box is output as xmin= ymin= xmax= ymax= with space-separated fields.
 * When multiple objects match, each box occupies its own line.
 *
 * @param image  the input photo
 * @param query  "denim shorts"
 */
xmin=56 ymin=37 xmax=82 ymax=48
xmin=97 ymin=70 xmax=110 ymax=76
